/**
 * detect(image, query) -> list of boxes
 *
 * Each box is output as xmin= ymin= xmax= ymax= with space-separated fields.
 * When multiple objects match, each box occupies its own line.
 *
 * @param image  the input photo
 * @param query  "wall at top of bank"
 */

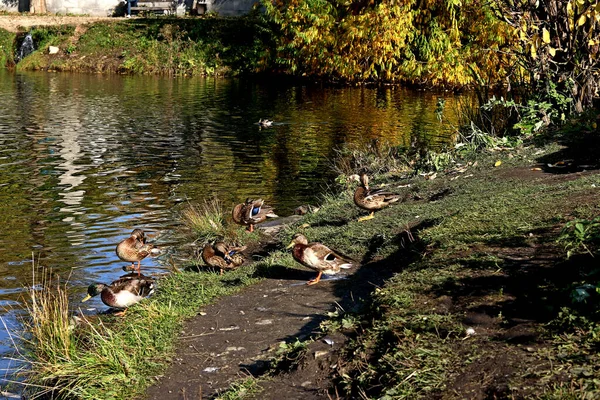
xmin=0 ymin=0 xmax=254 ymax=17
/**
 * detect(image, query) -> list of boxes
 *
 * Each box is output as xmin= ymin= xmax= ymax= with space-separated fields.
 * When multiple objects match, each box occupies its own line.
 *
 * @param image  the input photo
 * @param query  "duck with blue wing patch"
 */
xmin=232 ymin=198 xmax=278 ymax=232
xmin=287 ymin=233 xmax=355 ymax=285
xmin=202 ymin=241 xmax=246 ymax=275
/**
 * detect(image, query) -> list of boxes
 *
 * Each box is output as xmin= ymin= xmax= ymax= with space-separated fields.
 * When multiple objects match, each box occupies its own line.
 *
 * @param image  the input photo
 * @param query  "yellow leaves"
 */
xmin=578 ymin=14 xmax=587 ymax=26
xmin=542 ymin=28 xmax=551 ymax=44
xmin=494 ymin=160 xmax=502 ymax=167
xmin=530 ymin=34 xmax=540 ymax=58
xmin=549 ymin=47 xmax=556 ymax=56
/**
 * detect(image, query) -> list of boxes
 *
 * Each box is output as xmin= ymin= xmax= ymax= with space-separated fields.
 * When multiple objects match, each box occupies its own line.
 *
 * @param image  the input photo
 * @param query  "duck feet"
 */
xmin=307 ymin=271 xmax=323 ymax=286
xmin=357 ymin=212 xmax=375 ymax=222
xmin=113 ymin=309 xmax=127 ymax=317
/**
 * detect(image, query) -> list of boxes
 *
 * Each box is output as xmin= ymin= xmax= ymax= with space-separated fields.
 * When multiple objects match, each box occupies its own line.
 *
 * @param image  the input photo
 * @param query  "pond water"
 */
xmin=0 ymin=69 xmax=463 ymax=380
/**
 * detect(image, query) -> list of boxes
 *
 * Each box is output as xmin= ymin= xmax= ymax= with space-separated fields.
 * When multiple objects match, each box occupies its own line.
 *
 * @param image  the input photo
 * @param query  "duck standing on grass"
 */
xmin=353 ymin=174 xmax=402 ymax=222
xmin=232 ymin=198 xmax=278 ymax=232
xmin=287 ymin=233 xmax=354 ymax=285
xmin=201 ymin=241 xmax=246 ymax=275
xmin=116 ymin=229 xmax=156 ymax=276
xmin=81 ymin=273 xmax=155 ymax=316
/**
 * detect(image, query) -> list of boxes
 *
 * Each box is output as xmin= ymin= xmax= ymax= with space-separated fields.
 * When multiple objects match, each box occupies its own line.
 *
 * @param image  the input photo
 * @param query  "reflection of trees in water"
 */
xmin=0 ymin=72 xmax=462 ymax=283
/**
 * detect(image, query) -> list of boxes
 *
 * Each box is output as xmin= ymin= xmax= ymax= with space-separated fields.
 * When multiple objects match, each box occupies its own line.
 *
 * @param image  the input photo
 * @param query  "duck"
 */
xmin=115 ymin=229 xmax=156 ymax=275
xmin=232 ymin=198 xmax=278 ymax=232
xmin=81 ymin=273 xmax=155 ymax=315
xmin=287 ymin=233 xmax=354 ymax=285
xmin=258 ymin=118 xmax=273 ymax=128
xmin=353 ymin=174 xmax=402 ymax=222
xmin=201 ymin=241 xmax=246 ymax=275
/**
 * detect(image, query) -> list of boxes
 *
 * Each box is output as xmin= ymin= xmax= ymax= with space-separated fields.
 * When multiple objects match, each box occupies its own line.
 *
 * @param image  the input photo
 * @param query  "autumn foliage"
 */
xmin=262 ymin=0 xmax=518 ymax=88
xmin=492 ymin=0 xmax=600 ymax=112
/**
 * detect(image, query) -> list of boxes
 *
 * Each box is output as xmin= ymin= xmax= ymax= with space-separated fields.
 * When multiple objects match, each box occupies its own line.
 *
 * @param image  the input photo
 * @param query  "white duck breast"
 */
xmin=112 ymin=291 xmax=145 ymax=308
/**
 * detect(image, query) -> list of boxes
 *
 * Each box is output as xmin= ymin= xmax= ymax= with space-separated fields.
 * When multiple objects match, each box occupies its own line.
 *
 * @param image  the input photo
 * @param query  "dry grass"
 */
xmin=181 ymin=197 xmax=240 ymax=243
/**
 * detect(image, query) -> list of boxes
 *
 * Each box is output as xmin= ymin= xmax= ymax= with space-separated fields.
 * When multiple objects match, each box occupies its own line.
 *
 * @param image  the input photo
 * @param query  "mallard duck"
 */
xmin=81 ymin=273 xmax=155 ymax=315
xmin=258 ymin=118 xmax=273 ymax=128
xmin=115 ymin=229 xmax=156 ymax=275
xmin=287 ymin=233 xmax=354 ymax=285
xmin=201 ymin=241 xmax=246 ymax=275
xmin=232 ymin=198 xmax=278 ymax=232
xmin=353 ymin=174 xmax=402 ymax=222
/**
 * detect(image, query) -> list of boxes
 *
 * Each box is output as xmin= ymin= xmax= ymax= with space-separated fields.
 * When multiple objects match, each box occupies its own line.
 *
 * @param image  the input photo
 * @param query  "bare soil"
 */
xmin=144 ymin=262 xmax=388 ymax=399
xmin=0 ymin=15 xmax=121 ymax=32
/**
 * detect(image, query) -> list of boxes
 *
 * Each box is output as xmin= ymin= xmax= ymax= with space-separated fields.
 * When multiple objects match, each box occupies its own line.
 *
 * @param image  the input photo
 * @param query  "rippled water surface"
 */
xmin=0 ymin=70 xmax=462 ymax=376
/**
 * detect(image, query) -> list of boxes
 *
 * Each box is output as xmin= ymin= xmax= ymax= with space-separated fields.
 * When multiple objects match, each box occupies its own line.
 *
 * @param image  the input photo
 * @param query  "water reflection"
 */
xmin=0 ymin=70 xmax=462 ymax=377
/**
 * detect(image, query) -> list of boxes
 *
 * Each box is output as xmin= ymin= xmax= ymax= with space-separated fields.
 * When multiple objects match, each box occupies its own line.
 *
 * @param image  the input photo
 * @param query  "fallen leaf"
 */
xmin=494 ymin=160 xmax=502 ymax=167
xmin=530 ymin=167 xmax=542 ymax=171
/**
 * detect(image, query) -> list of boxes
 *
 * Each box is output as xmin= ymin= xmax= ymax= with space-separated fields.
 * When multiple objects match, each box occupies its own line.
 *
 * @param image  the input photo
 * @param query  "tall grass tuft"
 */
xmin=23 ymin=266 xmax=73 ymax=366
xmin=332 ymin=141 xmax=411 ymax=177
xmin=181 ymin=198 xmax=239 ymax=243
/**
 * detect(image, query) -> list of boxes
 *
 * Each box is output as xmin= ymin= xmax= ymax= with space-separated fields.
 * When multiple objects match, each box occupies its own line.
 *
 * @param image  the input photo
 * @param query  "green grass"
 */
xmin=19 ymin=132 xmax=600 ymax=398
xmin=0 ymin=29 xmax=15 ymax=67
xmin=20 ymin=266 xmax=262 ymax=399
xmin=4 ymin=15 xmax=273 ymax=75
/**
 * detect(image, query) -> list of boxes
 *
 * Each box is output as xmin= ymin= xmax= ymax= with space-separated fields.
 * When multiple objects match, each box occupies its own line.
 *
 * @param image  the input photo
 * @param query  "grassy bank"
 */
xmin=232 ymin=130 xmax=600 ymax=398
xmin=2 ymin=16 xmax=270 ymax=75
xmin=16 ymin=123 xmax=600 ymax=398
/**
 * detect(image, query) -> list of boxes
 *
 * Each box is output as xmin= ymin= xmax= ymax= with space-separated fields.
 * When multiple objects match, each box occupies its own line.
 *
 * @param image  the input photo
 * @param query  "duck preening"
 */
xmin=353 ymin=174 xmax=402 ymax=221
xmin=82 ymin=273 xmax=155 ymax=315
xmin=232 ymin=198 xmax=278 ymax=232
xmin=116 ymin=229 xmax=157 ymax=275
xmin=201 ymin=241 xmax=246 ymax=274
xmin=287 ymin=233 xmax=354 ymax=285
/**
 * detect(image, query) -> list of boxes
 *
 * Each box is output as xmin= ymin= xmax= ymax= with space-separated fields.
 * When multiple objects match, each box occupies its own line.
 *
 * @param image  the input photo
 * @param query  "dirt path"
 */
xmin=0 ymin=15 xmax=121 ymax=32
xmin=144 ymin=266 xmax=380 ymax=399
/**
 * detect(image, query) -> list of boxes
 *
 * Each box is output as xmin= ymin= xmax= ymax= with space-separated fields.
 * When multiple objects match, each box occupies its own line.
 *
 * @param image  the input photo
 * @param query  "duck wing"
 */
xmin=111 ymin=275 xmax=155 ymax=297
xmin=303 ymin=243 xmax=354 ymax=272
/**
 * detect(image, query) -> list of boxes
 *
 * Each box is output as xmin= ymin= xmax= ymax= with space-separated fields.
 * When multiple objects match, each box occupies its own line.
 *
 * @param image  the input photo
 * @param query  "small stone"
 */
xmin=219 ymin=326 xmax=239 ymax=331
xmin=314 ymin=350 xmax=329 ymax=359
xmin=255 ymin=319 xmax=273 ymax=325
xmin=48 ymin=46 xmax=59 ymax=54
xmin=203 ymin=367 xmax=219 ymax=373
xmin=301 ymin=381 xmax=312 ymax=387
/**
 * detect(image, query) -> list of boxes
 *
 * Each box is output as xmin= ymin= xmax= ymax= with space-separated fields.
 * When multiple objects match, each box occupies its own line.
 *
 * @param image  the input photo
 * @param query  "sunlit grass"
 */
xmin=18 ymin=258 xmax=268 ymax=399
xmin=180 ymin=198 xmax=242 ymax=244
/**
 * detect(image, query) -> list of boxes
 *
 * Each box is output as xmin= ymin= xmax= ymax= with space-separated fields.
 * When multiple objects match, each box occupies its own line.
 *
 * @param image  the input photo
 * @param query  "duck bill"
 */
xmin=286 ymin=241 xmax=295 ymax=249
xmin=81 ymin=294 xmax=92 ymax=302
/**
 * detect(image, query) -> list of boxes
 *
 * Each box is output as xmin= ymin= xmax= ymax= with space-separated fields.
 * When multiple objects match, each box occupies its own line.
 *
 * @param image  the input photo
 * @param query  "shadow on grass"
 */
xmin=428 ymin=228 xmax=599 ymax=333
xmin=535 ymin=130 xmax=600 ymax=174
xmin=238 ymin=218 xmax=441 ymax=381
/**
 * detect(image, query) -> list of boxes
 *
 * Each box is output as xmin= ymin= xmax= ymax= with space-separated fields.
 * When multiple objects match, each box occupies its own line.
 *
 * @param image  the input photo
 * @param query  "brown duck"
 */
xmin=201 ymin=241 xmax=246 ymax=275
xmin=232 ymin=198 xmax=278 ymax=232
xmin=353 ymin=174 xmax=402 ymax=221
xmin=287 ymin=233 xmax=354 ymax=285
xmin=81 ymin=273 xmax=155 ymax=316
xmin=115 ymin=229 xmax=156 ymax=275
